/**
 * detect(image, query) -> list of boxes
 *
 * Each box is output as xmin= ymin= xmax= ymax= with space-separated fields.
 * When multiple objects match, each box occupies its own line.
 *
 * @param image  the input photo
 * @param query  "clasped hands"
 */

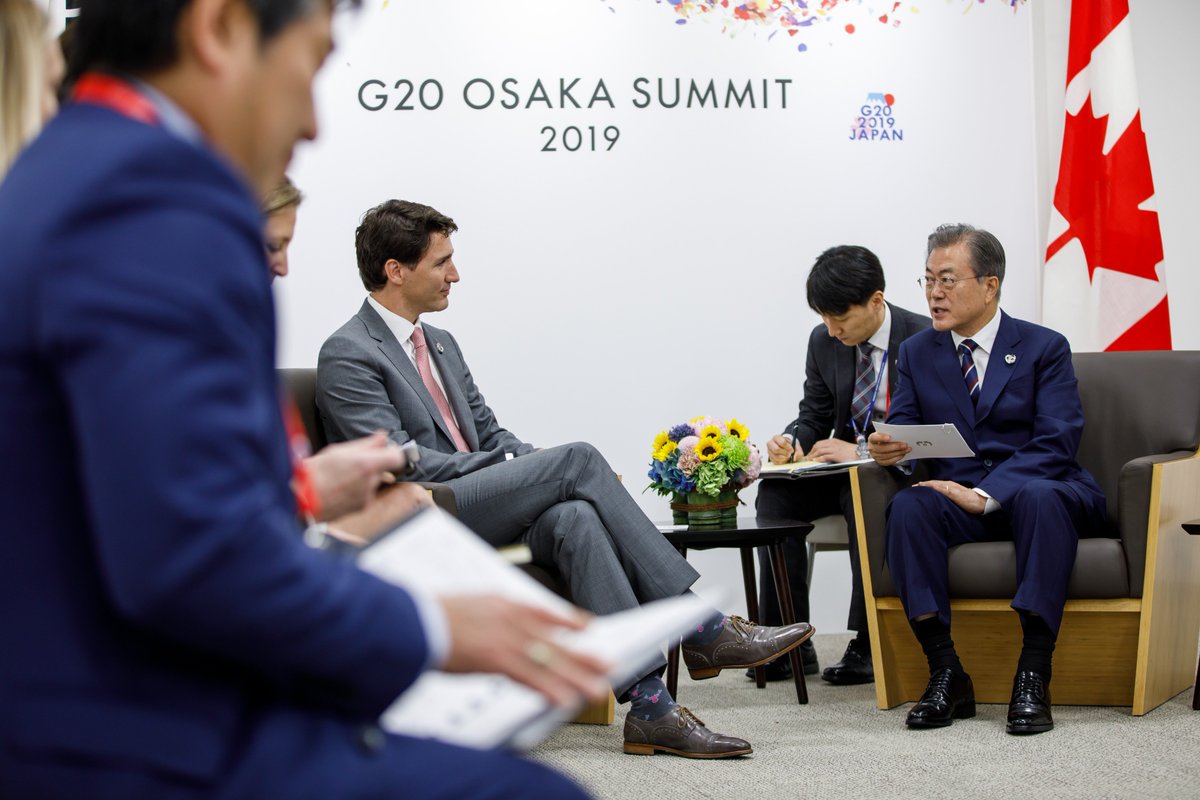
xmin=866 ymin=431 xmax=985 ymax=514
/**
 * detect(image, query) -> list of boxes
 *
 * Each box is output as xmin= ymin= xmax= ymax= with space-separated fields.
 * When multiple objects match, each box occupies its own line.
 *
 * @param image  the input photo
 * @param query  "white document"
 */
xmin=872 ymin=421 xmax=975 ymax=462
xmin=356 ymin=507 xmax=713 ymax=752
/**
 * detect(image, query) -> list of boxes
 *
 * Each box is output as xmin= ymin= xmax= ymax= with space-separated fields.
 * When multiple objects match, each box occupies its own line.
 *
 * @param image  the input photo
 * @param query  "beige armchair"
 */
xmin=850 ymin=350 xmax=1200 ymax=715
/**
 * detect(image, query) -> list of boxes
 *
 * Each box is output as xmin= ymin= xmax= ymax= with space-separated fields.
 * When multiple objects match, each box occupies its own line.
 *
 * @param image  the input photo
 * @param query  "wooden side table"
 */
xmin=658 ymin=517 xmax=814 ymax=704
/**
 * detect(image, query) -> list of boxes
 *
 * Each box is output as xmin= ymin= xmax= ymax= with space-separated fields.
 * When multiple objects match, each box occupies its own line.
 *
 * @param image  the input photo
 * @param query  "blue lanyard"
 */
xmin=849 ymin=348 xmax=888 ymax=441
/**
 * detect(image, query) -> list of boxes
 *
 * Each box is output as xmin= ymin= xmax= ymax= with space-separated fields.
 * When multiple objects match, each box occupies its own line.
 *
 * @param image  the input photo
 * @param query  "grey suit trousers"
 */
xmin=446 ymin=441 xmax=700 ymax=617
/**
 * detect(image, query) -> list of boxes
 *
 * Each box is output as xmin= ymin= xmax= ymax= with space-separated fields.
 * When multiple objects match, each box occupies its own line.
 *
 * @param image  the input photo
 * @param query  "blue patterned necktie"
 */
xmin=959 ymin=339 xmax=980 ymax=404
xmin=851 ymin=343 xmax=877 ymax=426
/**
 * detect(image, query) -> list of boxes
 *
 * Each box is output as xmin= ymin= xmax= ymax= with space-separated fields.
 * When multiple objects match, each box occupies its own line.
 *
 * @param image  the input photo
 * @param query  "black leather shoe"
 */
xmin=822 ymin=641 xmax=874 ymax=685
xmin=905 ymin=668 xmax=976 ymax=728
xmin=743 ymin=640 xmax=817 ymax=681
xmin=1006 ymin=670 xmax=1053 ymax=735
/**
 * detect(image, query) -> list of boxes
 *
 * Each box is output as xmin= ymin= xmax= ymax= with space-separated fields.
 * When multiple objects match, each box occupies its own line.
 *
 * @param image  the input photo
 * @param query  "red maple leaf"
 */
xmin=1046 ymin=96 xmax=1163 ymax=284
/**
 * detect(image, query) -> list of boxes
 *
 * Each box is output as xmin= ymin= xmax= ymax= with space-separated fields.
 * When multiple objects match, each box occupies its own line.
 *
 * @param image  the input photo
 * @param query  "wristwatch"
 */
xmin=302 ymin=522 xmax=360 ymax=559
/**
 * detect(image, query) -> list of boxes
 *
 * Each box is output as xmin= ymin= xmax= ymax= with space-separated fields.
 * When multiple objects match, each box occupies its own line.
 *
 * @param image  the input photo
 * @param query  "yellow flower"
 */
xmin=654 ymin=442 xmax=677 ymax=461
xmin=651 ymin=430 xmax=671 ymax=455
xmin=696 ymin=437 xmax=723 ymax=462
xmin=727 ymin=419 xmax=750 ymax=441
xmin=699 ymin=424 xmax=722 ymax=441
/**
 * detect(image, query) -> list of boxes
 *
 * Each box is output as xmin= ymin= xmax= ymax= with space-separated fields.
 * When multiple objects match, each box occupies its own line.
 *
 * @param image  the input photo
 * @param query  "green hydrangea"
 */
xmin=694 ymin=460 xmax=731 ymax=496
xmin=719 ymin=435 xmax=750 ymax=471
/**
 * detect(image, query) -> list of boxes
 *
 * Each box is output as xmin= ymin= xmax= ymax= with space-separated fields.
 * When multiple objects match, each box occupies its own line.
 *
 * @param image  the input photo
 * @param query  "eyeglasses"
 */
xmin=918 ymin=274 xmax=984 ymax=292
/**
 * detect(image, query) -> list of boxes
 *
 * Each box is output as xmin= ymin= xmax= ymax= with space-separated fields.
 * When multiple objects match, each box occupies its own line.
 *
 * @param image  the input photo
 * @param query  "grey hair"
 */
xmin=926 ymin=223 xmax=1005 ymax=287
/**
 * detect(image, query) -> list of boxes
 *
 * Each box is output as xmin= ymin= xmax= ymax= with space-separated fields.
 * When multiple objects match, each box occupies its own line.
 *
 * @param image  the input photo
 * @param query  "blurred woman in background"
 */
xmin=0 ymin=0 xmax=65 ymax=178
xmin=262 ymin=174 xmax=303 ymax=280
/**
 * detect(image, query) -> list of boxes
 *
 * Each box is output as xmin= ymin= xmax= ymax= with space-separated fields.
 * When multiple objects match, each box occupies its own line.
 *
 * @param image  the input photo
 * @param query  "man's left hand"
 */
xmin=914 ymin=479 xmax=987 ymax=515
xmin=806 ymin=437 xmax=859 ymax=464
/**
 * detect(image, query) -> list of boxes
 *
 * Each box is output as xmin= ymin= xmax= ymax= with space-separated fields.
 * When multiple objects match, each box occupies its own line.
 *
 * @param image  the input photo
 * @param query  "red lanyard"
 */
xmin=71 ymin=73 xmax=160 ymax=125
xmin=284 ymin=399 xmax=322 ymax=522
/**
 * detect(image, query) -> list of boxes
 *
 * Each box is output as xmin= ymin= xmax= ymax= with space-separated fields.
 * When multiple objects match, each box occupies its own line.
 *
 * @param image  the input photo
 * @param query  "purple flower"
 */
xmin=668 ymin=423 xmax=695 ymax=441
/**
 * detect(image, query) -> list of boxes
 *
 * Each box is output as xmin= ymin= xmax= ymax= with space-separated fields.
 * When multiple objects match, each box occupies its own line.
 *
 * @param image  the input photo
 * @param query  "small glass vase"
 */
xmin=683 ymin=489 xmax=739 ymax=528
xmin=670 ymin=492 xmax=689 ymax=525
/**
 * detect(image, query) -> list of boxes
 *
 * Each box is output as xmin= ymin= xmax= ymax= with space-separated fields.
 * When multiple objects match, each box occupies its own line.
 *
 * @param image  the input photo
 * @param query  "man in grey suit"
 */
xmin=318 ymin=199 xmax=812 ymax=759
xmin=756 ymin=246 xmax=929 ymax=686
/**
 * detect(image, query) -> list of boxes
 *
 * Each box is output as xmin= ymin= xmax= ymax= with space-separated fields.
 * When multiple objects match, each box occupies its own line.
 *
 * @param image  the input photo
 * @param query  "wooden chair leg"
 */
xmin=768 ymin=541 xmax=808 ymax=704
xmin=666 ymin=544 xmax=686 ymax=699
xmin=1193 ymin=651 xmax=1199 ymax=711
xmin=666 ymin=635 xmax=681 ymax=699
xmin=740 ymin=547 xmax=767 ymax=687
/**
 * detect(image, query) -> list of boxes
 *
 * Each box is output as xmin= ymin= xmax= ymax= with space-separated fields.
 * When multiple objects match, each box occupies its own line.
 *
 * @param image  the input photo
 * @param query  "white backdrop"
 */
xmin=29 ymin=0 xmax=1199 ymax=634
xmin=277 ymin=0 xmax=1039 ymax=631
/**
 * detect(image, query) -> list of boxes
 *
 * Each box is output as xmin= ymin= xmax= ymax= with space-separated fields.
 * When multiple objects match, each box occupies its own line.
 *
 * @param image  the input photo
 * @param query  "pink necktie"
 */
xmin=410 ymin=326 xmax=471 ymax=452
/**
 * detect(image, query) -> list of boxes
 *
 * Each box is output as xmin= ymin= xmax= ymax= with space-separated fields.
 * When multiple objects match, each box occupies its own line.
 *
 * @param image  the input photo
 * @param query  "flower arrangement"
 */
xmin=646 ymin=416 xmax=763 ymax=498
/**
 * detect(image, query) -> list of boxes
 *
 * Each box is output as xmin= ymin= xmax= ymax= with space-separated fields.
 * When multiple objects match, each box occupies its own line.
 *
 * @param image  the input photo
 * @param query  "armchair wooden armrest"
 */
xmin=852 ymin=461 xmax=926 ymax=597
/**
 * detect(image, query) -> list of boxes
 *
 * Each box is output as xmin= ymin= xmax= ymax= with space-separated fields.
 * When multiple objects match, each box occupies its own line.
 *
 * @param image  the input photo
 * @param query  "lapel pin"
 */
xmin=435 ymin=342 xmax=444 ymax=354
xmin=1005 ymin=353 xmax=1016 ymax=365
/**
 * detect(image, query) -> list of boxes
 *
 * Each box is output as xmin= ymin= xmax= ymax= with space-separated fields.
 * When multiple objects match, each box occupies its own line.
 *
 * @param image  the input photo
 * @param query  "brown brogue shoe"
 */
xmin=623 ymin=705 xmax=752 ymax=758
xmin=681 ymin=615 xmax=814 ymax=680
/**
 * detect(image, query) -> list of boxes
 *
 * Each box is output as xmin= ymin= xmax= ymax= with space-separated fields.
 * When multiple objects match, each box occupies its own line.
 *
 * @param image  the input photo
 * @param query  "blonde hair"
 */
xmin=262 ymin=175 xmax=304 ymax=216
xmin=0 ymin=0 xmax=49 ymax=177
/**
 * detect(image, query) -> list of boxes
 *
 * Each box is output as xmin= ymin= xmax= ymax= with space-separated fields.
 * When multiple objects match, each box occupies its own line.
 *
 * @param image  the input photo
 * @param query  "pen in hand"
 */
xmin=789 ymin=422 xmax=802 ymax=463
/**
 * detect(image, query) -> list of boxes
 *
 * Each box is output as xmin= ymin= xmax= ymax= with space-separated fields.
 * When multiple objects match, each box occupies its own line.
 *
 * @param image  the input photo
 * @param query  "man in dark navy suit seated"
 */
xmin=869 ymin=224 xmax=1106 ymax=735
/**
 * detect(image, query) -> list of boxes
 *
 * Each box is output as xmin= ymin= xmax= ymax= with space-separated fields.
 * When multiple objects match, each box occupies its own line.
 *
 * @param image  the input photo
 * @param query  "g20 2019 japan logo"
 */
xmin=850 ymin=92 xmax=903 ymax=142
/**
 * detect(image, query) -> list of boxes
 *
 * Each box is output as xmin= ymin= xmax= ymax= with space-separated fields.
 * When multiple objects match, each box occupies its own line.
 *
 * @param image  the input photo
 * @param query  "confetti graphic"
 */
xmin=630 ymin=0 xmax=1026 ymax=54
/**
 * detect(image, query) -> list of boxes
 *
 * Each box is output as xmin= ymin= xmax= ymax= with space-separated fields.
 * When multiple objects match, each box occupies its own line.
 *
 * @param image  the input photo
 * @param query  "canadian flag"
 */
xmin=1043 ymin=0 xmax=1170 ymax=351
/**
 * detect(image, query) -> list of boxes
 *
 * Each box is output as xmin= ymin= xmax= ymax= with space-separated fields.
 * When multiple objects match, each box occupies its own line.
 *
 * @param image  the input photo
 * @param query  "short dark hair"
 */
xmin=926 ymin=223 xmax=1005 ymax=286
xmin=355 ymin=200 xmax=458 ymax=292
xmin=70 ymin=0 xmax=359 ymax=76
xmin=806 ymin=245 xmax=886 ymax=315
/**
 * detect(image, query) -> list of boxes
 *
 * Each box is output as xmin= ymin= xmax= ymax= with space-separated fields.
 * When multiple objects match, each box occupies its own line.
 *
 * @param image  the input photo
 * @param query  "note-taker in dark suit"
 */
xmin=756 ymin=244 xmax=927 ymax=685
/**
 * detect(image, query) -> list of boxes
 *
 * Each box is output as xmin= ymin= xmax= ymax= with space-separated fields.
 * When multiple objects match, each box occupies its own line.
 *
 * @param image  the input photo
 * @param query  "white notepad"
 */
xmin=871 ymin=422 xmax=975 ymax=462
xmin=357 ymin=507 xmax=713 ymax=751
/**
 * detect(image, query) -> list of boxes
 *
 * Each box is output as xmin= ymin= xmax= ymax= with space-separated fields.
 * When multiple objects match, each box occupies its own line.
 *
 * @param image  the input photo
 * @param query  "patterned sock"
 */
xmin=1017 ymin=613 xmax=1056 ymax=683
xmin=627 ymin=675 xmax=677 ymax=721
xmin=681 ymin=611 xmax=727 ymax=645
xmin=911 ymin=616 xmax=964 ymax=675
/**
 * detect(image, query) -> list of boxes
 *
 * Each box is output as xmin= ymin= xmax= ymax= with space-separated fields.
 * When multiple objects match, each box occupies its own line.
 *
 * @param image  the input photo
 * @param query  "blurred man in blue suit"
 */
xmin=0 ymin=1 xmax=607 ymax=797
xmin=869 ymin=224 xmax=1105 ymax=736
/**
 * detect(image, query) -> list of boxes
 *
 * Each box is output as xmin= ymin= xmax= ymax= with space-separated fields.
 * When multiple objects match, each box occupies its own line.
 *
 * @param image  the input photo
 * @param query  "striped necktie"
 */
xmin=959 ymin=339 xmax=980 ymax=405
xmin=850 ymin=343 xmax=877 ymax=426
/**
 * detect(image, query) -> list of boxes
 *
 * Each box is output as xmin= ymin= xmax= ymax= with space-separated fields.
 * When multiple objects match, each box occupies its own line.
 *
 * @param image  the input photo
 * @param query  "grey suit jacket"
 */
xmin=317 ymin=300 xmax=535 ymax=483
xmin=784 ymin=302 xmax=930 ymax=452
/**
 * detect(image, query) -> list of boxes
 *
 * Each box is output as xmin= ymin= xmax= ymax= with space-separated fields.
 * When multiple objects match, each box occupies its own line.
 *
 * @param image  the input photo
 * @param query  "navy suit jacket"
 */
xmin=888 ymin=311 xmax=1103 ymax=509
xmin=0 ymin=104 xmax=429 ymax=795
xmin=785 ymin=302 xmax=930 ymax=452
